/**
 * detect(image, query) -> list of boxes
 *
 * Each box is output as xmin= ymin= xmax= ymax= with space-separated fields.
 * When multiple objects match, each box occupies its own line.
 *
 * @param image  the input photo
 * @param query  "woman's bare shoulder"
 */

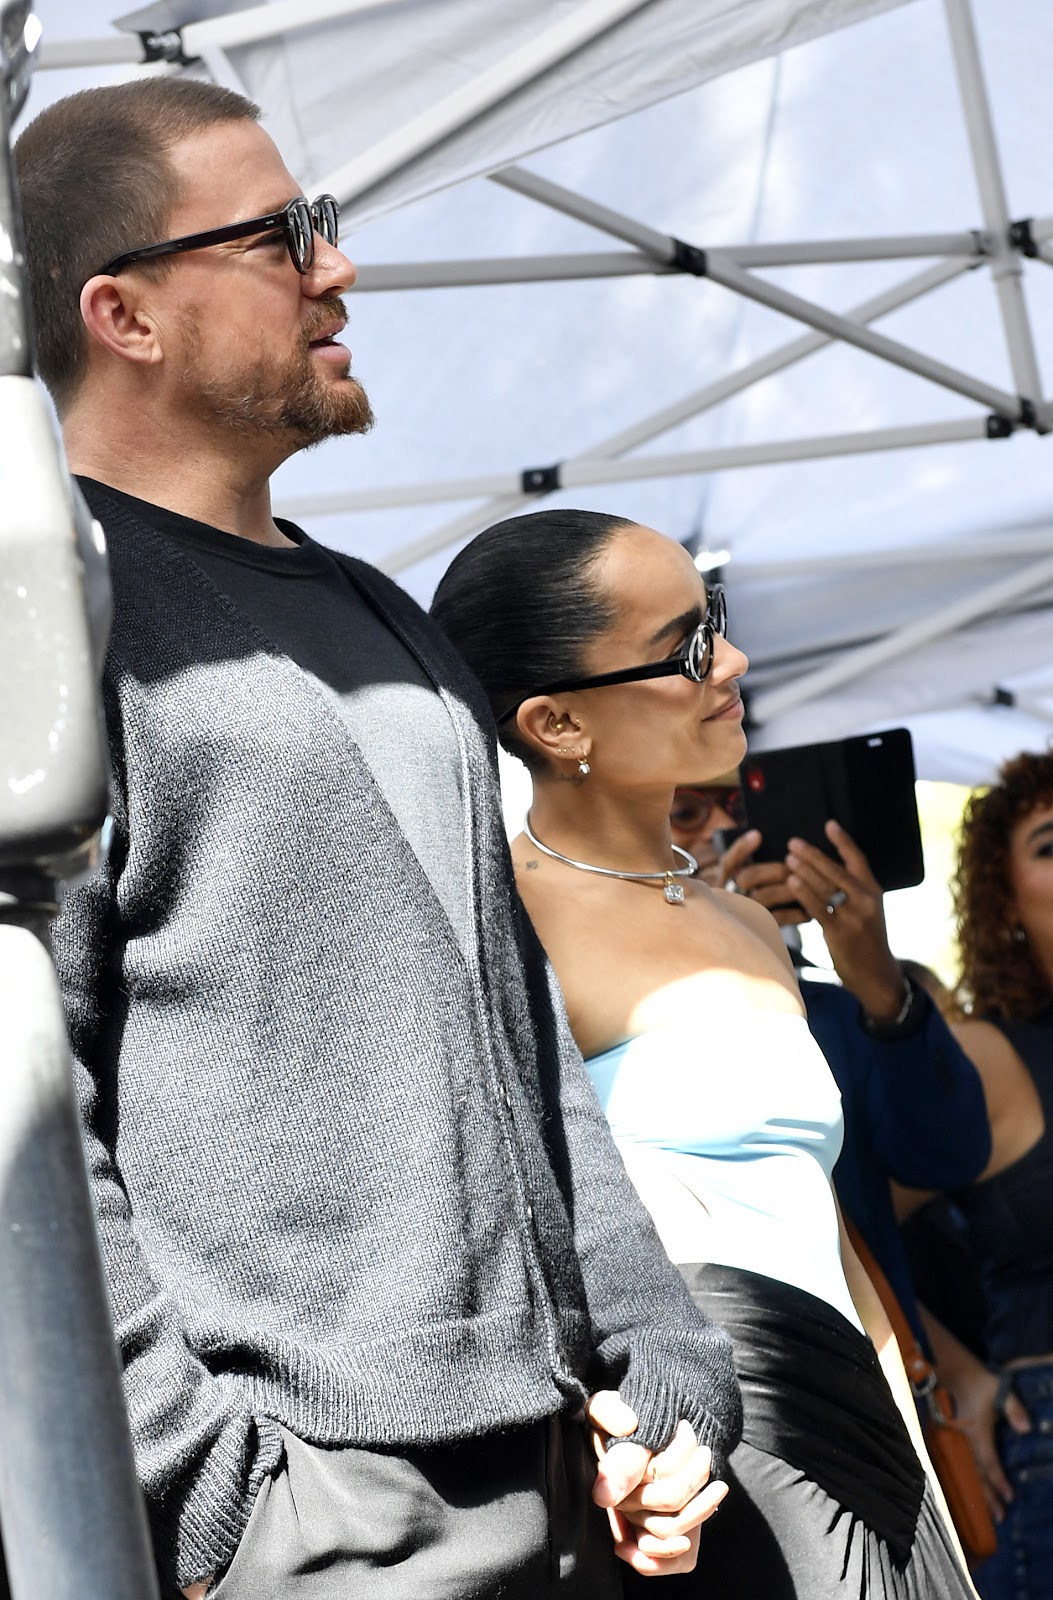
xmin=709 ymin=886 xmax=797 ymax=976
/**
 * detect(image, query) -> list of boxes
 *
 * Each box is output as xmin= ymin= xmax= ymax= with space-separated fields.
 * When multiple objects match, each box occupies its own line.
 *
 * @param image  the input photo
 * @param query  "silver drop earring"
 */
xmin=578 ymin=757 xmax=591 ymax=778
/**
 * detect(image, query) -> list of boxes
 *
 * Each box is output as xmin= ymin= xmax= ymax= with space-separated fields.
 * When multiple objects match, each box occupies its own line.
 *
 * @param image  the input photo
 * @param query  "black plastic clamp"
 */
xmin=1008 ymin=218 xmax=1038 ymax=258
xmin=992 ymin=686 xmax=1016 ymax=708
xmin=139 ymin=29 xmax=196 ymax=66
xmin=985 ymin=414 xmax=1014 ymax=440
xmin=670 ymin=239 xmax=708 ymax=277
xmin=520 ymin=464 xmax=561 ymax=494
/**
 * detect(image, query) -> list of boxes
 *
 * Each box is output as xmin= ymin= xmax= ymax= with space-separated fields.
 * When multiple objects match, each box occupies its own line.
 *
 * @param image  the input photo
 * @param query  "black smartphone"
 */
xmin=739 ymin=728 xmax=924 ymax=892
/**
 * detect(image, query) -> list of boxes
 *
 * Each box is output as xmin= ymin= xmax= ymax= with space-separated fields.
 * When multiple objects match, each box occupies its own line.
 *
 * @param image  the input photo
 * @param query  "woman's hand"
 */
xmin=944 ymin=1361 xmax=1031 ymax=1522
xmin=589 ymin=1391 xmax=728 ymax=1575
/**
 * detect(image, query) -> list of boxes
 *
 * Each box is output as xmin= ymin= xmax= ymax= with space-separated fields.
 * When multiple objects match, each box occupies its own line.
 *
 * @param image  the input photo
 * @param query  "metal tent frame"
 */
xmin=34 ymin=0 xmax=1053 ymax=733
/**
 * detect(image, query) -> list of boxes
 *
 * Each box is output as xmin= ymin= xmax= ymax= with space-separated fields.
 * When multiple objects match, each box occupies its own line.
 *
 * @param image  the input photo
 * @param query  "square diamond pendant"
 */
xmin=663 ymin=881 xmax=686 ymax=905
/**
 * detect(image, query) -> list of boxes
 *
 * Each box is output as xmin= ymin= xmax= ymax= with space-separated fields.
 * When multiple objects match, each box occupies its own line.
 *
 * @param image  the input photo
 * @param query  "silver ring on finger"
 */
xmin=825 ymin=888 xmax=849 ymax=915
xmin=724 ymin=878 xmax=739 ymax=895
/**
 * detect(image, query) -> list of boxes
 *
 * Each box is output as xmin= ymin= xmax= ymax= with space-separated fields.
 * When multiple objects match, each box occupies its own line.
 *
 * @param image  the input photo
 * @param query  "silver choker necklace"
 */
xmin=523 ymin=815 xmax=698 ymax=905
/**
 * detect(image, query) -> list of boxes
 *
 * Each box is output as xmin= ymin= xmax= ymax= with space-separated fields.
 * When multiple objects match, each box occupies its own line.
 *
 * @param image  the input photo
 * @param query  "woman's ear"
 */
xmin=515 ymin=699 xmax=591 ymax=774
xmin=79 ymin=275 xmax=164 ymax=368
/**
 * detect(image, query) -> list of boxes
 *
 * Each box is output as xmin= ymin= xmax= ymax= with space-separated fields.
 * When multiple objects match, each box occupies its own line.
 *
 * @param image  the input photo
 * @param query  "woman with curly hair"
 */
xmin=923 ymin=749 xmax=1053 ymax=1600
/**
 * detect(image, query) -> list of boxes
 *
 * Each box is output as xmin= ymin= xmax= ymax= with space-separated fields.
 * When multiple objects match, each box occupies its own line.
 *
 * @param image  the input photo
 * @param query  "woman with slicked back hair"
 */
xmin=432 ymin=510 xmax=976 ymax=1598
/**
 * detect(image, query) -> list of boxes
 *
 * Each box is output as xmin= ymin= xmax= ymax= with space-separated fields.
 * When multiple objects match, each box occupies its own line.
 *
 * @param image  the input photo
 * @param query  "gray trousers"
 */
xmin=202 ymin=1415 xmax=622 ymax=1599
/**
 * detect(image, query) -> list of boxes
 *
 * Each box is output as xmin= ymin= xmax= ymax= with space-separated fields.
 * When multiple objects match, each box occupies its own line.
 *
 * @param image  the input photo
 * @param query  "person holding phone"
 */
xmin=900 ymin=750 xmax=1053 ymax=1600
xmin=431 ymin=507 xmax=975 ymax=1598
xmin=668 ymin=793 xmax=991 ymax=1349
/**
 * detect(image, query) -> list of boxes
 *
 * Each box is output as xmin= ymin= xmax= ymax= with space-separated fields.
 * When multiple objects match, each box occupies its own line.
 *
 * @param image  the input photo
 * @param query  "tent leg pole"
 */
xmin=0 ymin=910 xmax=161 ymax=1600
xmin=943 ymin=0 xmax=1048 ymax=426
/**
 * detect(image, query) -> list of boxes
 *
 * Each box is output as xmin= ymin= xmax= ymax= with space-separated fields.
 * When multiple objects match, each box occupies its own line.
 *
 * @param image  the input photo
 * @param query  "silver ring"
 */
xmin=825 ymin=889 xmax=849 ymax=915
xmin=725 ymin=878 xmax=739 ymax=895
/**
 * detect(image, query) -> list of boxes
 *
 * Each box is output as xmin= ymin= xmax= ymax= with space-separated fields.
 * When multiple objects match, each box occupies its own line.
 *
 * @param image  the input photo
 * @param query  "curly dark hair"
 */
xmin=954 ymin=749 xmax=1053 ymax=1020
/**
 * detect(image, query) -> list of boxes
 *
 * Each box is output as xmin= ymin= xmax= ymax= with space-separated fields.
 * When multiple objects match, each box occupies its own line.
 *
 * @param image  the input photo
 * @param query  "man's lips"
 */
xmin=307 ymin=317 xmax=348 ymax=348
xmin=307 ymin=324 xmax=352 ymax=364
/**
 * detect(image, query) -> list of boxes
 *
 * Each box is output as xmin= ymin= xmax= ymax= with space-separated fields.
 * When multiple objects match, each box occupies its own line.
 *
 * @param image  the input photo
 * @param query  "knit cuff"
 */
xmin=615 ymin=1368 xmax=733 ymax=1480
xmin=157 ymin=1413 xmax=286 ymax=1592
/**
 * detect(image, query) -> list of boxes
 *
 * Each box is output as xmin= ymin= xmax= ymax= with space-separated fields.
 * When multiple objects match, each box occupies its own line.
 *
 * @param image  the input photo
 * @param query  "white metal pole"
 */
xmin=491 ymin=166 xmax=673 ymax=257
xmin=703 ymin=248 xmax=1023 ymax=419
xmin=282 ymin=418 xmax=989 ymax=519
xmin=724 ymin=523 xmax=1053 ymax=581
xmin=35 ymin=35 xmax=142 ymax=69
xmin=491 ymin=167 xmax=1023 ymax=415
xmin=314 ymin=0 xmax=657 ymax=209
xmin=714 ymin=232 xmax=982 ymax=266
xmin=750 ymin=549 xmax=1053 ymax=725
xmin=352 ymin=232 xmax=985 ymax=291
xmin=302 ymin=256 xmax=977 ymax=571
xmin=374 ymin=495 xmax=530 ymax=578
xmin=353 ymin=251 xmax=674 ymax=290
xmin=943 ymin=0 xmax=1045 ymax=409
xmin=557 ymin=260 xmax=977 ymax=460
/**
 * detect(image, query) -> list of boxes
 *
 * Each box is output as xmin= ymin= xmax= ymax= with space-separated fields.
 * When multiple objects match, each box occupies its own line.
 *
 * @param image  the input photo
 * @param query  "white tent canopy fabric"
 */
xmin=25 ymin=0 xmax=1053 ymax=781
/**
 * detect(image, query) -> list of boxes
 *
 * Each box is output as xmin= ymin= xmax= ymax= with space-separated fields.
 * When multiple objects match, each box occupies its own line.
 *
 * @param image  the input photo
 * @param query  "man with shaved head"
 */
xmin=16 ymin=80 xmax=739 ymax=1599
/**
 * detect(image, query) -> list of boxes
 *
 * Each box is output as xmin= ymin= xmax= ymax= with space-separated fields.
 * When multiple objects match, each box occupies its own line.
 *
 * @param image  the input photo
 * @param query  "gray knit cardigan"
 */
xmin=52 ymin=487 xmax=741 ymax=1591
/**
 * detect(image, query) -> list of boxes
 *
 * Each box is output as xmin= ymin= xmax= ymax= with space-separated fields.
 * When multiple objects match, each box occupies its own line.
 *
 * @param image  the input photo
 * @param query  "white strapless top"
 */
xmin=587 ymin=1012 xmax=862 ymax=1331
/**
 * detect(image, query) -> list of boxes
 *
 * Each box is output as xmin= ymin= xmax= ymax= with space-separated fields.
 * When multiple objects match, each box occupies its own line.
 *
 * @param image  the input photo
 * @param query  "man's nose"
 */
xmin=304 ymin=235 xmax=357 ymax=296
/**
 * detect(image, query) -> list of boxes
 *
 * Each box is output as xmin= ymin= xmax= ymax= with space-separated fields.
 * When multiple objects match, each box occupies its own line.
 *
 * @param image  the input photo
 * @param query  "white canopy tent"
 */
xmin=24 ymin=0 xmax=1053 ymax=782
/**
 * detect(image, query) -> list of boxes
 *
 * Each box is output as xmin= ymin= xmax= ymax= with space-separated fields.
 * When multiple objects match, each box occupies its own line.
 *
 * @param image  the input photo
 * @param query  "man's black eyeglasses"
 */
xmin=96 ymin=194 xmax=341 ymax=279
xmin=498 ymin=585 xmax=728 ymax=725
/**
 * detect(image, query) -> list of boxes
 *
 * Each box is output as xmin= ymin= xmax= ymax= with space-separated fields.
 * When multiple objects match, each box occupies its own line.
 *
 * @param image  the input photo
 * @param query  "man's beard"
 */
xmin=177 ymin=299 xmax=374 ymax=446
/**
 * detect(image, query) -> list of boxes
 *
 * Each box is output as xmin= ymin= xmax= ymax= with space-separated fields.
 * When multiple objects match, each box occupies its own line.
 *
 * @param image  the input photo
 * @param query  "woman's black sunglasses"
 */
xmin=498 ymin=585 xmax=727 ymax=725
xmin=96 ymin=194 xmax=341 ymax=279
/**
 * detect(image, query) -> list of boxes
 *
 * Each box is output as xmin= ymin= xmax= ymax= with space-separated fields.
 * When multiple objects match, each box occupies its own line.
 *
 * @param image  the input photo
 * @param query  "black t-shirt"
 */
xmin=82 ymin=479 xmax=466 ymax=949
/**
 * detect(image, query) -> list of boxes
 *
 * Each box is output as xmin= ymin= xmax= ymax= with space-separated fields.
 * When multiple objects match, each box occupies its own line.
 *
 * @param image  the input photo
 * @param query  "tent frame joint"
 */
xmin=670 ymin=238 xmax=708 ymax=277
xmin=138 ymin=28 xmax=197 ymax=67
xmin=521 ymin=463 xmax=562 ymax=494
xmin=1008 ymin=217 xmax=1038 ymax=258
xmin=985 ymin=413 xmax=1015 ymax=440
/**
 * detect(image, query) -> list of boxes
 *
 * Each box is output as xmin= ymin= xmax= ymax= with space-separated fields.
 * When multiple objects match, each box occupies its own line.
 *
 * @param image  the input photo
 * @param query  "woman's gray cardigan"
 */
xmin=51 ymin=494 xmax=741 ymax=1591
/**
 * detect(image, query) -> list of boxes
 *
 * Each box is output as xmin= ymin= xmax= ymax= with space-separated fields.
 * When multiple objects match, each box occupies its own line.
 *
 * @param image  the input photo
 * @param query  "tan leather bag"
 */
xmin=846 ymin=1219 xmax=998 ymax=1565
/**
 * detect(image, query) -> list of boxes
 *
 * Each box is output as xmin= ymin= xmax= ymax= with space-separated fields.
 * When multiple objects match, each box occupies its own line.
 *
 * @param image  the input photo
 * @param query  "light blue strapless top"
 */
xmin=587 ymin=1012 xmax=862 ymax=1330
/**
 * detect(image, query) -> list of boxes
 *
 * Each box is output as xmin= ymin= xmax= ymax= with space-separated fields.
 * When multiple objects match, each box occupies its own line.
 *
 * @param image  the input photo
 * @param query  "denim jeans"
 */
xmin=976 ymin=1365 xmax=1053 ymax=1600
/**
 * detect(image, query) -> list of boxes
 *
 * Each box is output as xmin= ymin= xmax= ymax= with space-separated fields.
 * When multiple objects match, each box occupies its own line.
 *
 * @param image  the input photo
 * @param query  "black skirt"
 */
xmin=623 ymin=1264 xmax=973 ymax=1599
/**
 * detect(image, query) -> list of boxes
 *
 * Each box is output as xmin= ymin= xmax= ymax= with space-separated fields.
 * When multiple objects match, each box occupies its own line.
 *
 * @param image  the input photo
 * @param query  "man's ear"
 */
xmin=79 ymin=275 xmax=165 ymax=367
xmin=515 ymin=698 xmax=591 ymax=770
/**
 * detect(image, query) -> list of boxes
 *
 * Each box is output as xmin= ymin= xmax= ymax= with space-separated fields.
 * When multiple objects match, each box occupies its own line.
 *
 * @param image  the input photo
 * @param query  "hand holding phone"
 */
xmin=739 ymin=729 xmax=923 ymax=893
xmin=718 ymin=828 xmax=803 ymax=925
xmin=719 ymin=820 xmax=909 ymax=1020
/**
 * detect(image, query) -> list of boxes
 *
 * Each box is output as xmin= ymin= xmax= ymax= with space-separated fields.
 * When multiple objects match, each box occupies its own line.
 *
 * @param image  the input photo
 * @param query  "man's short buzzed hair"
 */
xmin=14 ymin=78 xmax=261 ymax=411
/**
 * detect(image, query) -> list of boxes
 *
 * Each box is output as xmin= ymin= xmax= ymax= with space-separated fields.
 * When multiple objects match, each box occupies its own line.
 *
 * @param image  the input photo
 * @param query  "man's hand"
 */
xmin=588 ymin=1391 xmax=728 ymax=1575
xmin=182 ymin=1582 xmax=211 ymax=1598
xmin=717 ymin=829 xmax=802 ymax=925
xmin=720 ymin=821 xmax=906 ymax=1021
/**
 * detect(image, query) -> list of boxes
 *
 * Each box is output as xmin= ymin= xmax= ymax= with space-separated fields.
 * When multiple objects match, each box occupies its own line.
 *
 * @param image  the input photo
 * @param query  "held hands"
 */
xmin=719 ymin=820 xmax=906 ymax=1021
xmin=588 ymin=1391 xmax=728 ymax=1575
